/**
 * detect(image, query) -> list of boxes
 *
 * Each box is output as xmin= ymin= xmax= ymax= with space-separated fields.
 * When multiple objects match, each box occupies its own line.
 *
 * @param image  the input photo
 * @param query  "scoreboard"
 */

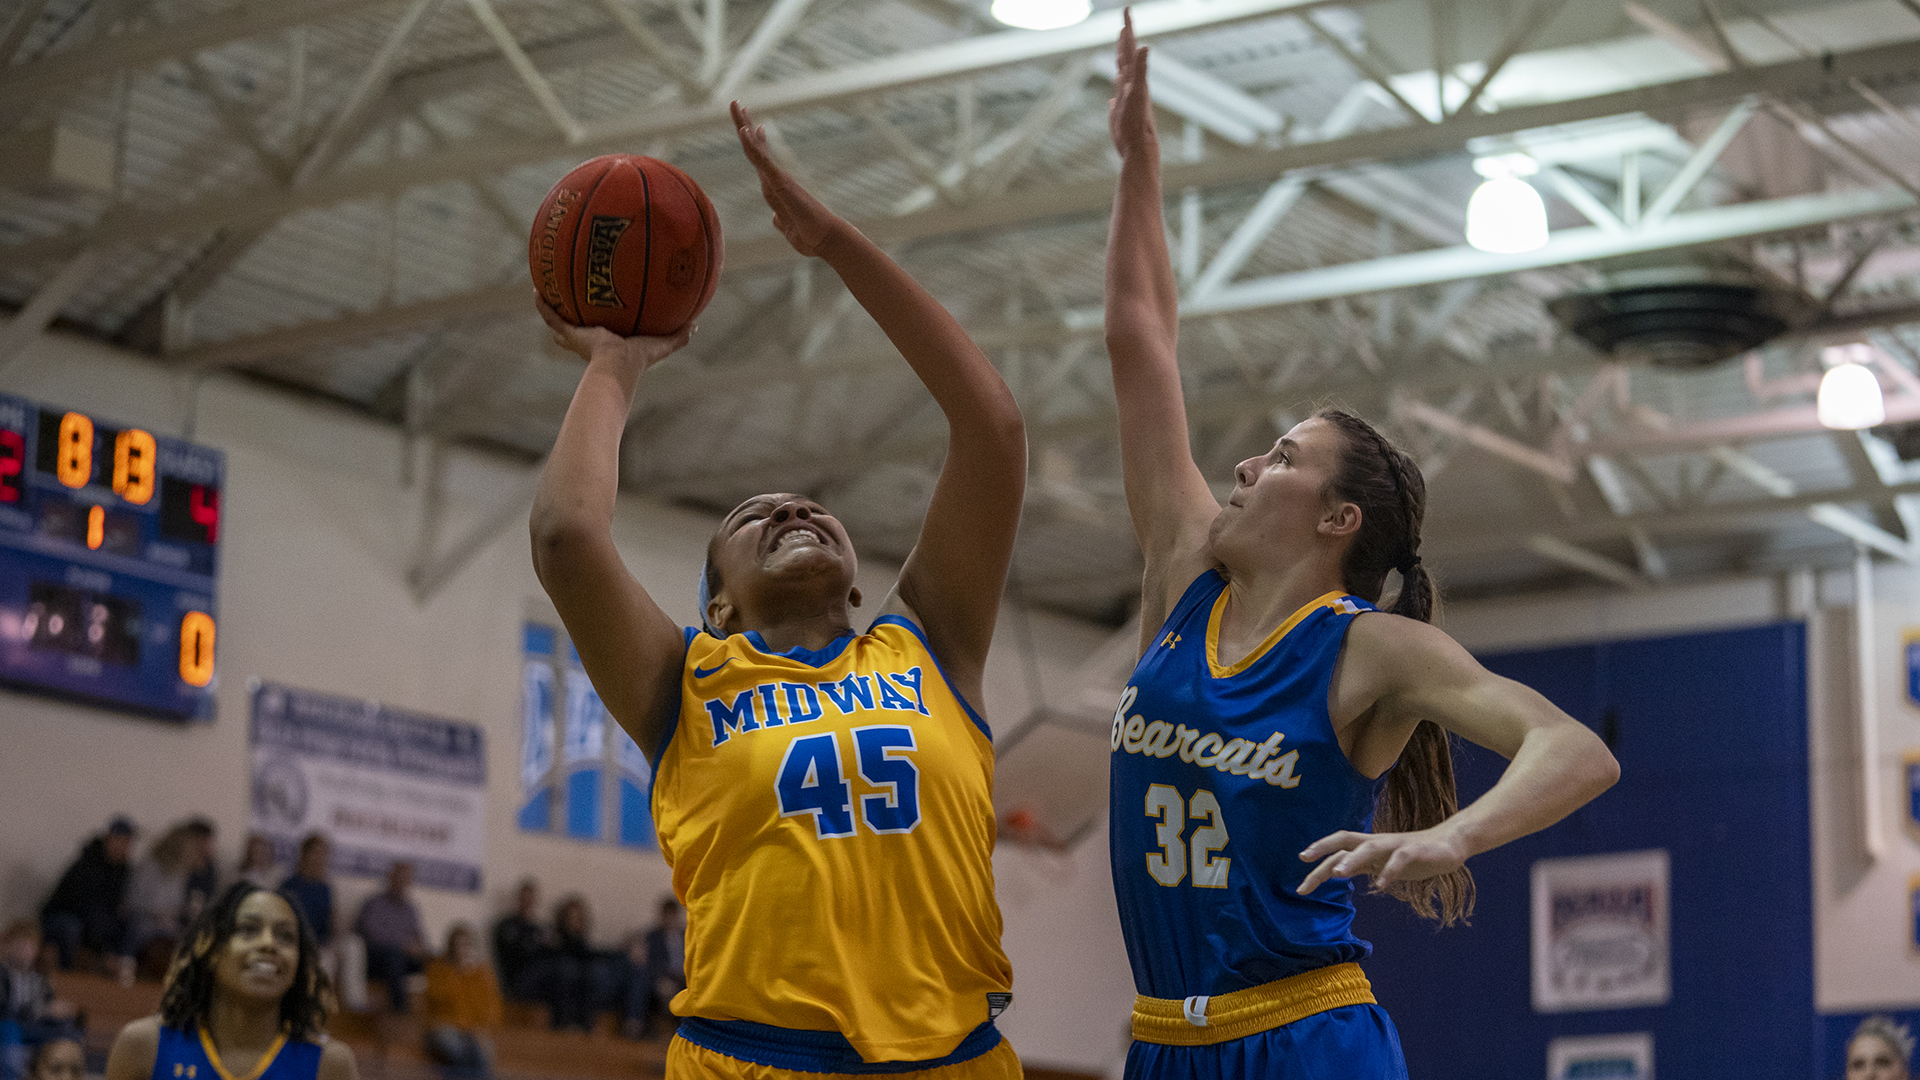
xmin=0 ymin=391 xmax=223 ymax=720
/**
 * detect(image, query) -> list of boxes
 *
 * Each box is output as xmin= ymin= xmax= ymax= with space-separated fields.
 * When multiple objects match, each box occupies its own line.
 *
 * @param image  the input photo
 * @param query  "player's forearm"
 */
xmin=531 ymin=350 xmax=647 ymax=558
xmin=1105 ymin=149 xmax=1179 ymax=360
xmin=816 ymin=220 xmax=1024 ymax=445
xmin=1439 ymin=722 xmax=1619 ymax=858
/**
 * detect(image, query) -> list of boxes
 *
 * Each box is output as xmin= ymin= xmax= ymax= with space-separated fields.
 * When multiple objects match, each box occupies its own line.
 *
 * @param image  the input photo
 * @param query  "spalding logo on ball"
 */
xmin=529 ymin=154 xmax=722 ymax=335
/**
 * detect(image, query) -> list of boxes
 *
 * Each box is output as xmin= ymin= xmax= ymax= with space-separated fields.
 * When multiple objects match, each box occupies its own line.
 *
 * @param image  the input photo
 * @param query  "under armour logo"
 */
xmin=1182 ymin=995 xmax=1209 ymax=1026
xmin=175 ymin=1066 xmax=197 ymax=1079
xmin=1161 ymin=633 xmax=1182 ymax=649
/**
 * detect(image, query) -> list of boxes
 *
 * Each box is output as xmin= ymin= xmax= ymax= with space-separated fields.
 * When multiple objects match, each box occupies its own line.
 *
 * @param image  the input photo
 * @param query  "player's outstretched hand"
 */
xmin=1296 ymin=827 xmax=1468 ymax=895
xmin=732 ymin=100 xmax=842 ymax=257
xmin=536 ymin=293 xmax=692 ymax=369
xmin=1109 ymin=9 xmax=1156 ymax=160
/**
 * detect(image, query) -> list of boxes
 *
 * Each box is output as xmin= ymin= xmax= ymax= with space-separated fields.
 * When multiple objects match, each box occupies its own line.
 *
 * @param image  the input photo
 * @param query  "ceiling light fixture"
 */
xmin=989 ymin=0 xmax=1090 ymax=30
xmin=1818 ymin=343 xmax=1887 ymax=430
xmin=1465 ymin=153 xmax=1549 ymax=255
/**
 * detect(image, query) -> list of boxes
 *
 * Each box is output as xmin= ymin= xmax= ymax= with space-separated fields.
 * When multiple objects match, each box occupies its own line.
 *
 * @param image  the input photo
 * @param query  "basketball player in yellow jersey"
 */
xmin=529 ymin=101 xmax=1026 ymax=1079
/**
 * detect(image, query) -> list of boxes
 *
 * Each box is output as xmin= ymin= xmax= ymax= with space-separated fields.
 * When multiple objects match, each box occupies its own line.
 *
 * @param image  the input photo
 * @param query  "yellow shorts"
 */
xmin=666 ymin=1033 xmax=1023 ymax=1080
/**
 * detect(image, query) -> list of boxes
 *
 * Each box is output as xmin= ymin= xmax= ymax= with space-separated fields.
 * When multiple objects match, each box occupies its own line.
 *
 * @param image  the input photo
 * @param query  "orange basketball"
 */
xmin=529 ymin=154 xmax=723 ymax=336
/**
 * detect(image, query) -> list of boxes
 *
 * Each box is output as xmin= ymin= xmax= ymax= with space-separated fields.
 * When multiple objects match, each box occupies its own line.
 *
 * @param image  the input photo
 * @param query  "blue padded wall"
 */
xmin=1354 ymin=622 xmax=1810 ymax=1079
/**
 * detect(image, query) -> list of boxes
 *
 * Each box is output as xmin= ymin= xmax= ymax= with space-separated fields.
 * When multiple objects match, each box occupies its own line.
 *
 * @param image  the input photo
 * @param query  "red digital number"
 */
xmin=190 ymin=484 xmax=220 ymax=543
xmin=0 ymin=430 xmax=21 ymax=503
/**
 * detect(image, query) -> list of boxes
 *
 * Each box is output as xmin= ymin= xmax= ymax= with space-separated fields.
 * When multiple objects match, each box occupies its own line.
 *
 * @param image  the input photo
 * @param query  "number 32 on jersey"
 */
xmin=776 ymin=726 xmax=921 ymax=838
xmin=1145 ymin=784 xmax=1229 ymax=888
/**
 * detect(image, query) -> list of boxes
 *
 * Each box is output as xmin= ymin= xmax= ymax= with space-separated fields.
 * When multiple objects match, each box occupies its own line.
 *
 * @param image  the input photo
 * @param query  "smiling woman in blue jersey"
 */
xmin=103 ymin=884 xmax=356 ymax=1080
xmin=1098 ymin=14 xmax=1621 ymax=1079
xmin=529 ymin=103 xmax=1027 ymax=1079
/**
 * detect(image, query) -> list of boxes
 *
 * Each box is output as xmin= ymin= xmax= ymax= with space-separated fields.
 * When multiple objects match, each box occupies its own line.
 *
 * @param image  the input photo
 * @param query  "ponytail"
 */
xmin=1316 ymin=409 xmax=1474 ymax=926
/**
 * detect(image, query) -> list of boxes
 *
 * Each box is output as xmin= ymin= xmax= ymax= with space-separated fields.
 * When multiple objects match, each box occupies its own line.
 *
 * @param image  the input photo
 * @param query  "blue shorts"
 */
xmin=1123 ymin=1004 xmax=1407 ymax=1080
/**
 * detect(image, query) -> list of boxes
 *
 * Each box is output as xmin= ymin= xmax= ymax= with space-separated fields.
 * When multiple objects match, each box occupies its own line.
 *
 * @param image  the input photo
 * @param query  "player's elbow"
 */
xmin=1573 ymin=725 xmax=1621 ymax=798
xmin=528 ymin=507 xmax=602 ymax=584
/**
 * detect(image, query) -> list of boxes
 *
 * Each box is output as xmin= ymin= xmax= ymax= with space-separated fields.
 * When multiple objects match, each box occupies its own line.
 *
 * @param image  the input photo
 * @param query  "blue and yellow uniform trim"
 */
xmin=150 ymin=1026 xmax=318 ymax=1080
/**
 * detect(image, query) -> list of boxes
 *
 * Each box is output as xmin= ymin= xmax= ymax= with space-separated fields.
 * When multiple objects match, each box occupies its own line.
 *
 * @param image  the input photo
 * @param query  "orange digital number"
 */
xmin=112 ymin=428 xmax=156 ymax=505
xmin=179 ymin=611 xmax=215 ymax=687
xmin=86 ymin=505 xmax=104 ymax=550
xmin=56 ymin=412 xmax=93 ymax=489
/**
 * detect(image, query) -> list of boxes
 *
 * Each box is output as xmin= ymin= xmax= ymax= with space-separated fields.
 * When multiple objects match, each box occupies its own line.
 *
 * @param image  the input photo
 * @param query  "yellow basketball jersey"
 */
xmin=654 ymin=616 xmax=1013 ymax=1064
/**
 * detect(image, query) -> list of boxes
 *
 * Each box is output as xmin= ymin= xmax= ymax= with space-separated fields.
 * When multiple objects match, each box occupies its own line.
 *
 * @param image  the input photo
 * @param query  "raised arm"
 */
xmin=1298 ymin=616 xmax=1621 ymax=895
xmin=528 ymin=302 xmax=693 ymax=765
xmin=1105 ymin=13 xmax=1221 ymax=645
xmin=732 ymin=102 xmax=1025 ymax=701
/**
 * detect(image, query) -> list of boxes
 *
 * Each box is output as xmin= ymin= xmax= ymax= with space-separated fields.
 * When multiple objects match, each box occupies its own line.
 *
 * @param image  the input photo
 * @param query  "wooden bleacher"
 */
xmin=51 ymin=973 xmax=668 ymax=1080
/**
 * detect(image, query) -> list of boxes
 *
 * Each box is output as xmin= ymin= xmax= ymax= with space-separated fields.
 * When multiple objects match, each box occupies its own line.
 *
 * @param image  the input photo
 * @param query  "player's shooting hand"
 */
xmin=1296 ymin=826 xmax=1469 ymax=895
xmin=536 ymin=293 xmax=692 ymax=370
xmin=732 ymin=100 xmax=842 ymax=258
xmin=1108 ymin=10 xmax=1157 ymax=160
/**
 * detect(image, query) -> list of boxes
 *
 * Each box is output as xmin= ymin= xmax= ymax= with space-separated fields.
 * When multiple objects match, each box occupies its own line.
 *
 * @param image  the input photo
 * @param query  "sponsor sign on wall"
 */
xmin=250 ymin=681 xmax=486 ymax=891
xmin=1907 ymin=628 xmax=1920 ymax=710
xmin=1547 ymin=1033 xmax=1653 ymax=1080
xmin=1531 ymin=849 xmax=1671 ymax=1013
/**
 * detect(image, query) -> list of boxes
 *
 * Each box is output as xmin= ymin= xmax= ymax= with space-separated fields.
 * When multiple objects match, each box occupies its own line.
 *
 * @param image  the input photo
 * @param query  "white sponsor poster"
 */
xmin=250 ymin=681 xmax=487 ymax=891
xmin=1547 ymin=1033 xmax=1653 ymax=1080
xmin=1531 ymin=849 xmax=1670 ymax=1012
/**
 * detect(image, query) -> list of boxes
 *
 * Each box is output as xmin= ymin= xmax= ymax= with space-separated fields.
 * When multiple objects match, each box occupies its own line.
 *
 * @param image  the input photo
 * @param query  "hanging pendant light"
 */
xmin=1818 ymin=343 xmax=1887 ymax=430
xmin=989 ymin=0 xmax=1090 ymax=30
xmin=1465 ymin=153 xmax=1549 ymax=255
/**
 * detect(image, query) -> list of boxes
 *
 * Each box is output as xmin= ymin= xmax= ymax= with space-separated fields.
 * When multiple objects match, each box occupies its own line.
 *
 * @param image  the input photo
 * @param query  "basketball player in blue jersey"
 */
xmin=103 ymin=884 xmax=354 ymax=1080
xmin=529 ymin=102 xmax=1025 ymax=1079
xmin=1099 ymin=15 xmax=1620 ymax=1077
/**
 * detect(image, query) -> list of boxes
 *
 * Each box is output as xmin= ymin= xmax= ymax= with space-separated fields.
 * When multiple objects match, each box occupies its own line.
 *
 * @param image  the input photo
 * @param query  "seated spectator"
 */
xmin=490 ymin=879 xmax=545 ymax=1004
xmin=280 ymin=834 xmax=335 ymax=947
xmin=0 ymin=922 xmax=82 ymax=1080
xmin=236 ymin=834 xmax=279 ymax=890
xmin=125 ymin=818 xmax=216 ymax=977
xmin=541 ymin=896 xmax=611 ymax=1033
xmin=25 ymin=1038 xmax=83 ymax=1080
xmin=39 ymin=816 xmax=134 ymax=973
xmin=422 ymin=925 xmax=502 ymax=1079
xmin=620 ymin=898 xmax=684 ymax=1039
xmin=357 ymin=862 xmax=427 ymax=1014
xmin=1850 ymin=1016 xmax=1915 ymax=1080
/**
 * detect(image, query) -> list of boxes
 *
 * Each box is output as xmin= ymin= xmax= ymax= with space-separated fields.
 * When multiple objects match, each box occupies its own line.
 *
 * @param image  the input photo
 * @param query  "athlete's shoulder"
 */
xmin=314 ymin=1037 xmax=357 ymax=1080
xmin=103 ymin=1016 xmax=163 ymax=1080
xmin=1340 ymin=612 xmax=1479 ymax=692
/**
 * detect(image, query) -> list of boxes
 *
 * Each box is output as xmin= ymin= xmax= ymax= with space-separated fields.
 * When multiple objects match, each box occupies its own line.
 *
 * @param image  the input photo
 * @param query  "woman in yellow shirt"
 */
xmin=422 ymin=925 xmax=502 ymax=1079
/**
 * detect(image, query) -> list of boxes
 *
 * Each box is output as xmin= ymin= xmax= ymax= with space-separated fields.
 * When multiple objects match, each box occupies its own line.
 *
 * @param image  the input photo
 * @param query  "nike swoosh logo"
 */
xmin=693 ymin=658 xmax=734 ymax=679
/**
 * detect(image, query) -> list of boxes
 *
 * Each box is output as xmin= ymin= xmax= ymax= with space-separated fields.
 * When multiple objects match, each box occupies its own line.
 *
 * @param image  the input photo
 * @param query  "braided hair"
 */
xmin=159 ymin=881 xmax=330 ymax=1040
xmin=1314 ymin=407 xmax=1474 ymax=926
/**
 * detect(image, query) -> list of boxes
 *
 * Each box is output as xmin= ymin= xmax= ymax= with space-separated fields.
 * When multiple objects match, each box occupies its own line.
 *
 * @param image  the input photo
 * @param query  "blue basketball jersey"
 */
xmin=1110 ymin=570 xmax=1385 ymax=999
xmin=151 ymin=1025 xmax=321 ymax=1080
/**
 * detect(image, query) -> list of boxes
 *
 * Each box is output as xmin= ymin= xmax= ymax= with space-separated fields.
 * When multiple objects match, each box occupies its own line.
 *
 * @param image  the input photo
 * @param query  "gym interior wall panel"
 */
xmin=1356 ymin=622 xmax=1812 ymax=1079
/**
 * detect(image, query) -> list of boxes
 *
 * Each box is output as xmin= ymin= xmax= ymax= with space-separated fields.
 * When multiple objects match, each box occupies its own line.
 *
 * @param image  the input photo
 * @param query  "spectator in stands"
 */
xmin=1850 ymin=1016 xmax=1915 ymax=1080
xmin=621 ymin=898 xmax=683 ymax=1039
xmin=236 ymin=835 xmax=278 ymax=890
xmin=39 ymin=816 xmax=134 ymax=973
xmin=280 ymin=835 xmax=335 ymax=948
xmin=25 ymin=1038 xmax=83 ymax=1080
xmin=490 ymin=879 xmax=545 ymax=1003
xmin=357 ymin=862 xmax=427 ymax=1014
xmin=0 ymin=921 xmax=82 ymax=1080
xmin=125 ymin=819 xmax=217 ymax=977
xmin=422 ymin=924 xmax=502 ymax=1079
xmin=541 ymin=896 xmax=606 ymax=1034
